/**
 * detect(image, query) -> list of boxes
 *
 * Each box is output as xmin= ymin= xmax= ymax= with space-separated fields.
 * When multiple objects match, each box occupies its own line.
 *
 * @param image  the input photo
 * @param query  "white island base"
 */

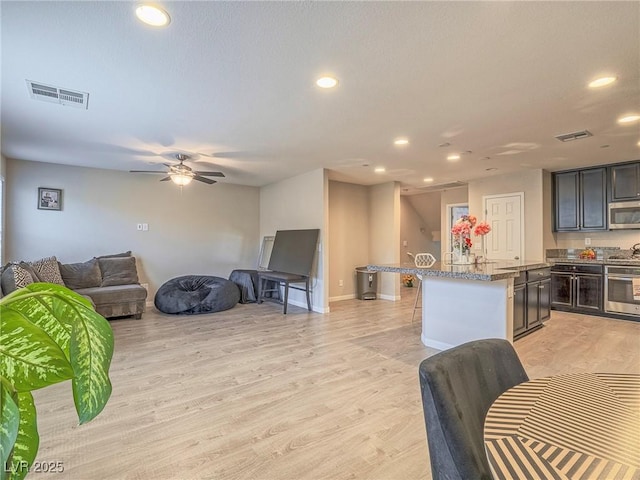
xmin=421 ymin=276 xmax=513 ymax=350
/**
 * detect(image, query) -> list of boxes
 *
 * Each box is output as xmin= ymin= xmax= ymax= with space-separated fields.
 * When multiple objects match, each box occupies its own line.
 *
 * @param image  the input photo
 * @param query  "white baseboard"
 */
xmin=329 ymin=294 xmax=356 ymax=302
xmin=421 ymin=333 xmax=450 ymax=352
xmin=379 ymin=293 xmax=401 ymax=301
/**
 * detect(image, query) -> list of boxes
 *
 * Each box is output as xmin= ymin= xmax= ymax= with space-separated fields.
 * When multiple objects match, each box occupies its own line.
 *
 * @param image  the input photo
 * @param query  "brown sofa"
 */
xmin=0 ymin=252 xmax=147 ymax=319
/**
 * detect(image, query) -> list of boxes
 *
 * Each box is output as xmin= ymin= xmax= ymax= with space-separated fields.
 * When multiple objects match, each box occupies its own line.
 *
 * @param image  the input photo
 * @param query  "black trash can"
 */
xmin=355 ymin=267 xmax=378 ymax=300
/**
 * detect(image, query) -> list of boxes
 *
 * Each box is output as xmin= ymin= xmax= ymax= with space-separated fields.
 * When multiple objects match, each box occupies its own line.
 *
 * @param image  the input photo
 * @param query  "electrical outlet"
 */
xmin=338 ymin=279 xmax=344 ymax=287
xmin=585 ymin=237 xmax=591 ymax=246
xmin=142 ymin=223 xmax=149 ymax=231
xmin=403 ymin=240 xmax=408 ymax=247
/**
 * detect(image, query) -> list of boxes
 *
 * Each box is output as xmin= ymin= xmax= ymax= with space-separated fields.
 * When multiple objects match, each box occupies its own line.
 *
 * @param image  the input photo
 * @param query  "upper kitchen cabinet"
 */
xmin=610 ymin=161 xmax=640 ymax=201
xmin=554 ymin=167 xmax=607 ymax=231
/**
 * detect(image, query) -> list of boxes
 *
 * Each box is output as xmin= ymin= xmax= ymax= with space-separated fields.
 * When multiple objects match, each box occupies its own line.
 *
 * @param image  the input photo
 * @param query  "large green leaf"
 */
xmin=7 ymin=393 xmax=39 ymax=480
xmin=70 ymin=309 xmax=114 ymax=424
xmin=1 ymin=283 xmax=114 ymax=424
xmin=0 ymin=308 xmax=73 ymax=392
xmin=1 ymin=283 xmax=93 ymax=356
xmin=0 ymin=378 xmax=19 ymax=480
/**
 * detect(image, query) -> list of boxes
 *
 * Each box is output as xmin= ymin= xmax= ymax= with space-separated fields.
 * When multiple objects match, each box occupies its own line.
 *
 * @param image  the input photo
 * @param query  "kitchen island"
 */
xmin=367 ymin=260 xmax=548 ymax=350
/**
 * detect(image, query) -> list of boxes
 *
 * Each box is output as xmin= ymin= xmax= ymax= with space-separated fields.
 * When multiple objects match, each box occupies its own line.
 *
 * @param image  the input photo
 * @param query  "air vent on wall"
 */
xmin=26 ymin=80 xmax=89 ymax=109
xmin=554 ymin=130 xmax=592 ymax=142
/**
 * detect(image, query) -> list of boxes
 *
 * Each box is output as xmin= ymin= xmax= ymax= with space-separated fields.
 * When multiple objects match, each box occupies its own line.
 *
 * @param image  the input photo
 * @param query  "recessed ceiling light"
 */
xmin=394 ymin=138 xmax=409 ymax=146
xmin=486 ymin=168 xmax=498 ymax=171
xmin=135 ymin=5 xmax=170 ymax=26
xmin=447 ymin=154 xmax=460 ymax=161
xmin=438 ymin=142 xmax=451 ymax=148
xmin=423 ymin=177 xmax=434 ymax=183
xmin=316 ymin=76 xmax=338 ymax=89
xmin=600 ymin=144 xmax=610 ymax=149
xmin=588 ymin=76 xmax=617 ymax=88
xmin=618 ymin=114 xmax=640 ymax=124
xmin=374 ymin=167 xmax=386 ymax=173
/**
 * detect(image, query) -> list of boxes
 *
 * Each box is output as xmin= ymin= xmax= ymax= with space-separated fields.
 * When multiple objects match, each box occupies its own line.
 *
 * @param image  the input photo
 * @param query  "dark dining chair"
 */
xmin=418 ymin=338 xmax=529 ymax=480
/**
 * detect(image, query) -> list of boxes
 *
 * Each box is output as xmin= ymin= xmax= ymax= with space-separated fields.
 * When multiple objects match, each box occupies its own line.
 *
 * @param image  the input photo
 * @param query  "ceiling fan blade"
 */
xmin=129 ymin=170 xmax=167 ymax=174
xmin=193 ymin=171 xmax=225 ymax=177
xmin=160 ymin=177 xmax=171 ymax=182
xmin=193 ymin=175 xmax=217 ymax=185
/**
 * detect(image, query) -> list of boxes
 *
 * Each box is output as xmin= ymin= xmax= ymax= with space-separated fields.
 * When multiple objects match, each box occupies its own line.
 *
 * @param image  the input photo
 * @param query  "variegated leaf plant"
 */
xmin=0 ymin=283 xmax=114 ymax=480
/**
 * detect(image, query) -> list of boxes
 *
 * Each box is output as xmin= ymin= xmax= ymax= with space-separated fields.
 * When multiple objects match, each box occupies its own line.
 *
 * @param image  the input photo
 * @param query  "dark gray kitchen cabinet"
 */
xmin=610 ymin=161 xmax=640 ymax=201
xmin=513 ymin=273 xmax=527 ymax=338
xmin=551 ymin=264 xmax=603 ymax=313
xmin=554 ymin=167 xmax=607 ymax=231
xmin=514 ymin=268 xmax=550 ymax=340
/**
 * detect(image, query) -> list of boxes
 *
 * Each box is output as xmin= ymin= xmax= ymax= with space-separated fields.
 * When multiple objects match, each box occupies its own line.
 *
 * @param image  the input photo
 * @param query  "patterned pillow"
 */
xmin=13 ymin=264 xmax=34 ymax=288
xmin=0 ymin=263 xmax=35 ymax=294
xmin=29 ymin=256 xmax=65 ymax=285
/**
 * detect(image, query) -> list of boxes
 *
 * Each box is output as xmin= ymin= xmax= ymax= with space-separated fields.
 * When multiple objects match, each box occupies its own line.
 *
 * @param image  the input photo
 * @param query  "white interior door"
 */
xmin=483 ymin=193 xmax=524 ymax=260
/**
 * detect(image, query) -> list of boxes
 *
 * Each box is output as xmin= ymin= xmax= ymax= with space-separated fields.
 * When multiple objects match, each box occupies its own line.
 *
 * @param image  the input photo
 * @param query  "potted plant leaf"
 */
xmin=0 ymin=283 xmax=114 ymax=480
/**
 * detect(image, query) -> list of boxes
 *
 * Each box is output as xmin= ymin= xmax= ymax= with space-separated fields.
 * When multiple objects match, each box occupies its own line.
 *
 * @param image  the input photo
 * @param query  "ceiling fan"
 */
xmin=129 ymin=154 xmax=225 ymax=186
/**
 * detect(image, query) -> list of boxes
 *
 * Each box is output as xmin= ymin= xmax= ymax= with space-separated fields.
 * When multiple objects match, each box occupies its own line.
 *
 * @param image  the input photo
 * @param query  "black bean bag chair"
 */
xmin=154 ymin=275 xmax=240 ymax=315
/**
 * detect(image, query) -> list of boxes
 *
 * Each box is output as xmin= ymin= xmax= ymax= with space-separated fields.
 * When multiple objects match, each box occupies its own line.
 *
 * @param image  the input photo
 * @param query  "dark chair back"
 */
xmin=418 ymin=338 xmax=528 ymax=480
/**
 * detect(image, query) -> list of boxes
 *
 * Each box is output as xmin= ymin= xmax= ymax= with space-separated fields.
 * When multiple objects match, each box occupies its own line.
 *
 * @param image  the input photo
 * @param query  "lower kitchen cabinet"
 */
xmin=514 ymin=268 xmax=551 ymax=340
xmin=551 ymin=264 xmax=603 ymax=313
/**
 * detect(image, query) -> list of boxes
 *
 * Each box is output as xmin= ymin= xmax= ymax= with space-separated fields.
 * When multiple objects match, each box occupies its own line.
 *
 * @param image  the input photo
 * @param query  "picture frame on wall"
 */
xmin=38 ymin=187 xmax=62 ymax=211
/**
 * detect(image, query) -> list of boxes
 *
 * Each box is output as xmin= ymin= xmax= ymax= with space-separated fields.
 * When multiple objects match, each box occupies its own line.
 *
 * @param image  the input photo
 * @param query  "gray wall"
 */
xmin=260 ymin=168 xmax=327 ymax=312
xmin=5 ymin=159 xmax=260 ymax=300
xmin=328 ymin=180 xmax=371 ymax=300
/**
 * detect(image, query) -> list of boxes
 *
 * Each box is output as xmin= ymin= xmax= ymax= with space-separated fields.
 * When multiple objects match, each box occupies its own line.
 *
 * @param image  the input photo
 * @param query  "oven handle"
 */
xmin=606 ymin=275 xmax=639 ymax=281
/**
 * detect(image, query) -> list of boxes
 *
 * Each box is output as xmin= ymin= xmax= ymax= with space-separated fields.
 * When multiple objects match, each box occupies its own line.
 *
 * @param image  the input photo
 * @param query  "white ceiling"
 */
xmin=2 ymin=1 xmax=639 ymax=191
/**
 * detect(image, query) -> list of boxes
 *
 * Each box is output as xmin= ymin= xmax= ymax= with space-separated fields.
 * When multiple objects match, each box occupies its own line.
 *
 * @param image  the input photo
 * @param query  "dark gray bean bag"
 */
xmin=154 ymin=275 xmax=240 ymax=315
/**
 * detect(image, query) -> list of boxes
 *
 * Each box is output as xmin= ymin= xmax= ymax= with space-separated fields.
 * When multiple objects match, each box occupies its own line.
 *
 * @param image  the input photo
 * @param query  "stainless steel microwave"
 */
xmin=608 ymin=200 xmax=640 ymax=229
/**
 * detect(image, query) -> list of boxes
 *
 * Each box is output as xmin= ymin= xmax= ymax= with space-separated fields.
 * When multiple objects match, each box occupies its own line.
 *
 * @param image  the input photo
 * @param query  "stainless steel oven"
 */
xmin=608 ymin=201 xmax=640 ymax=229
xmin=605 ymin=266 xmax=640 ymax=317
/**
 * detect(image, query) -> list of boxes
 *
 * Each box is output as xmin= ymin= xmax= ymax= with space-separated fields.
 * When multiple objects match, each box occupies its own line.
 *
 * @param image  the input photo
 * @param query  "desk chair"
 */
xmin=411 ymin=253 xmax=435 ymax=324
xmin=418 ymin=339 xmax=529 ymax=480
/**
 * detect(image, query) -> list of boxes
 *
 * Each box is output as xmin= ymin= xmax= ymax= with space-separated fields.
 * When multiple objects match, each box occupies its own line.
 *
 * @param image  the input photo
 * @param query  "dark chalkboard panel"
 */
xmin=268 ymin=229 xmax=320 ymax=276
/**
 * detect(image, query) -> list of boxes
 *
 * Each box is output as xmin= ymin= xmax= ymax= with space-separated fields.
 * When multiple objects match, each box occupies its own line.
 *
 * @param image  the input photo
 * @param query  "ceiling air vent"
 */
xmin=554 ymin=130 xmax=592 ymax=142
xmin=419 ymin=181 xmax=467 ymax=193
xmin=26 ymin=80 xmax=89 ymax=109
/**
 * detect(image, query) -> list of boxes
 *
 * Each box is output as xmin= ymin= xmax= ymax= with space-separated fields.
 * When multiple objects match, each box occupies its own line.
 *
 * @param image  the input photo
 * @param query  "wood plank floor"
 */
xmin=29 ymin=287 xmax=640 ymax=479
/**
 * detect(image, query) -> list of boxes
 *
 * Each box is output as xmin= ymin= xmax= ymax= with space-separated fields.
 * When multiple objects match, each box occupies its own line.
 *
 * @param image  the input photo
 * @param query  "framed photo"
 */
xmin=38 ymin=187 xmax=62 ymax=211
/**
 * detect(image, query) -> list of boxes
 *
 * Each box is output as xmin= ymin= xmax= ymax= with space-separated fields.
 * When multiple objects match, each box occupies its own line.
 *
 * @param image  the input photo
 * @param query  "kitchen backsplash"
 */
xmin=546 ymin=247 xmax=619 ymax=260
xmin=549 ymin=230 xmax=639 ymax=250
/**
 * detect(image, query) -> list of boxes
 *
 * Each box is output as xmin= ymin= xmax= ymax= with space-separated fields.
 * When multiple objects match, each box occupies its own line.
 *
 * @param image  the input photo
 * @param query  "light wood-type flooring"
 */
xmin=29 ymin=287 xmax=640 ymax=479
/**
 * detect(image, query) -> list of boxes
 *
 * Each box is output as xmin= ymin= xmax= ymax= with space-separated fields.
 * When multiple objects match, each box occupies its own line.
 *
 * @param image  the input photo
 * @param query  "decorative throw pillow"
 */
xmin=98 ymin=256 xmax=139 ymax=287
xmin=29 ymin=256 xmax=65 ymax=285
xmin=58 ymin=259 xmax=102 ymax=290
xmin=0 ymin=263 xmax=35 ymax=294
xmin=18 ymin=262 xmax=42 ymax=282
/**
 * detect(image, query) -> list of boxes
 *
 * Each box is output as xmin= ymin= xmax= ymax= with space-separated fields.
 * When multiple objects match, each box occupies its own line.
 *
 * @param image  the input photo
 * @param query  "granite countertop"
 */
xmin=366 ymin=260 xmax=550 ymax=282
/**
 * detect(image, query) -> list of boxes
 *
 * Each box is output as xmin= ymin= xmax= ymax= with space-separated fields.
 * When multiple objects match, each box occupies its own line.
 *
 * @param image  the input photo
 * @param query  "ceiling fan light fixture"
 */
xmin=171 ymin=173 xmax=193 ymax=186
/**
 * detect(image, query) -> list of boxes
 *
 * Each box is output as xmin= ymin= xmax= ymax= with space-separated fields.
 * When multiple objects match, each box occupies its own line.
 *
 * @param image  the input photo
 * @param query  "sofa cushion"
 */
xmin=29 ymin=256 xmax=65 ymax=285
xmin=75 ymin=284 xmax=147 ymax=305
xmin=1 ymin=263 xmax=35 ymax=294
xmin=98 ymin=256 xmax=139 ymax=287
xmin=96 ymin=251 xmax=132 ymax=259
xmin=59 ymin=259 xmax=102 ymax=289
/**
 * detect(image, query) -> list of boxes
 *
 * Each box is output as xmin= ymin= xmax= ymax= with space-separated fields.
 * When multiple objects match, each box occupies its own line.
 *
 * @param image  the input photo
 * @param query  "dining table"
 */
xmin=484 ymin=372 xmax=640 ymax=479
